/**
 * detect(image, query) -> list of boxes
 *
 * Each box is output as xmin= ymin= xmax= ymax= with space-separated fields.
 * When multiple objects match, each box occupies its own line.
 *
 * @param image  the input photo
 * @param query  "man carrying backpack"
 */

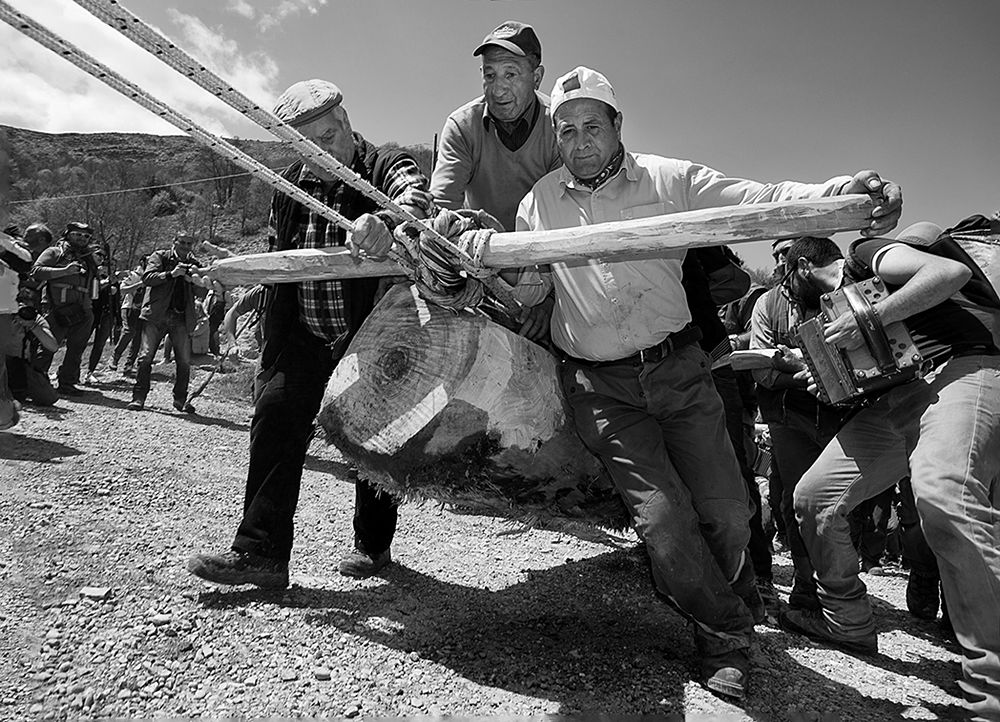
xmin=777 ymin=220 xmax=1000 ymax=720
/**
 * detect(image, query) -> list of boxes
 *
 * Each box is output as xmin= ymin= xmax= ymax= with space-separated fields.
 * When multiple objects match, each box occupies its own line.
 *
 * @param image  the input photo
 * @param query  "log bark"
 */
xmin=317 ymin=283 xmax=627 ymax=529
xmin=212 ymin=195 xmax=874 ymax=286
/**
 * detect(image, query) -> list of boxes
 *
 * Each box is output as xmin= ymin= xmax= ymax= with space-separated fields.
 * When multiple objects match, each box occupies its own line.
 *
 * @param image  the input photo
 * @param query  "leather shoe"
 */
xmin=338 ymin=548 xmax=391 ymax=578
xmin=702 ymin=648 xmax=750 ymax=700
xmin=173 ymin=399 xmax=196 ymax=414
xmin=58 ymin=384 xmax=83 ymax=396
xmin=187 ymin=550 xmax=288 ymax=589
xmin=127 ymin=400 xmax=145 ymax=411
xmin=906 ymin=570 xmax=940 ymax=620
xmin=779 ymin=608 xmax=878 ymax=655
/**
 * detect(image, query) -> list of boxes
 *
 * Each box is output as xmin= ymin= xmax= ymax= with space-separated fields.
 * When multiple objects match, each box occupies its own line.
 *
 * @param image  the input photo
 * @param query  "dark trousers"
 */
xmin=849 ymin=487 xmax=895 ymax=567
xmin=232 ymin=318 xmax=397 ymax=562
xmin=87 ymin=304 xmax=114 ymax=373
xmin=113 ymin=307 xmax=143 ymax=368
xmin=713 ymin=367 xmax=773 ymax=582
xmin=898 ymin=477 xmax=938 ymax=576
xmin=132 ymin=312 xmax=192 ymax=403
xmin=39 ymin=309 xmax=94 ymax=387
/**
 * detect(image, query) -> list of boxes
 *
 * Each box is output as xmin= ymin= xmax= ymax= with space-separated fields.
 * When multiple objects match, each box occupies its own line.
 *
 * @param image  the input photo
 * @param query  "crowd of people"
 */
xmin=3 ymin=18 xmax=998 ymax=720
xmin=0 ymin=221 xmax=249 ymax=428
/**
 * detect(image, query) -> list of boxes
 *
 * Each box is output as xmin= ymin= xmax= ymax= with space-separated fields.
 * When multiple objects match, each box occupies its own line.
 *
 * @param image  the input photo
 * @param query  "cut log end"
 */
xmin=318 ymin=283 xmax=629 ymax=530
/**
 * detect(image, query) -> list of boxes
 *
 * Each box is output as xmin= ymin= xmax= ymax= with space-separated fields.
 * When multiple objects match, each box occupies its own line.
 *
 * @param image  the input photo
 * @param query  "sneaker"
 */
xmin=778 ymin=608 xmax=878 ymax=655
xmin=173 ymin=399 xmax=196 ymax=414
xmin=122 ymin=366 xmax=136 ymax=378
xmin=906 ymin=570 xmax=940 ymax=620
xmin=702 ymin=648 xmax=750 ymax=700
xmin=338 ymin=548 xmax=392 ymax=578
xmin=127 ymin=400 xmax=145 ymax=411
xmin=57 ymin=383 xmax=83 ymax=396
xmin=84 ymin=372 xmax=97 ymax=386
xmin=108 ymin=361 xmax=119 ymax=371
xmin=187 ymin=550 xmax=289 ymax=589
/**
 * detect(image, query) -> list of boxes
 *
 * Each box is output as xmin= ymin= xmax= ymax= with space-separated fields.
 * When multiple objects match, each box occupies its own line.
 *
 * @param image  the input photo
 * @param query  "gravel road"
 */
xmin=0 ymin=359 xmax=969 ymax=720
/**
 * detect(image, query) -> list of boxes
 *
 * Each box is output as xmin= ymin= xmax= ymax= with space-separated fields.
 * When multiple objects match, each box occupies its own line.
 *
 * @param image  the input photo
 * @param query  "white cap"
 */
xmin=550 ymin=66 xmax=619 ymax=118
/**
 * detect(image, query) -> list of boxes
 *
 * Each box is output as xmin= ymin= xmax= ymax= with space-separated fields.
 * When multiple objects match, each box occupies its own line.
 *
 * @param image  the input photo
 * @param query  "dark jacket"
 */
xmin=139 ymin=248 xmax=204 ymax=332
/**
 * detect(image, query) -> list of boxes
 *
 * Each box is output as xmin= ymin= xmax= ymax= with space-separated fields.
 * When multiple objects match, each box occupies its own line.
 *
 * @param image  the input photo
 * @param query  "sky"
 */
xmin=1 ymin=0 xmax=997 ymax=270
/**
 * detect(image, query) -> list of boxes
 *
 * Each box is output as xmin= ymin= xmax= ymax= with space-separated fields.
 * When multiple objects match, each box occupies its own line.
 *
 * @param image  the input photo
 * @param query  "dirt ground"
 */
xmin=0 ymin=352 xmax=971 ymax=720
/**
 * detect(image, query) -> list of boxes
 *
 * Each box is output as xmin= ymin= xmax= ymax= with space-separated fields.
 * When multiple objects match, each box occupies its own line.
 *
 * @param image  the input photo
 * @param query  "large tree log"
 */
xmin=317 ymin=283 xmax=628 ymax=529
xmin=213 ymin=195 xmax=874 ymax=286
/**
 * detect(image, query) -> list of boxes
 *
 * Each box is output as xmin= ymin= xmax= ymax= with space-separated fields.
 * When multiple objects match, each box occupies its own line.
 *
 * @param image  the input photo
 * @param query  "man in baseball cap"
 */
xmin=514 ymin=64 xmax=902 ymax=699
xmin=430 ymin=21 xmax=560 ymax=235
xmin=188 ymin=78 xmax=432 ymax=589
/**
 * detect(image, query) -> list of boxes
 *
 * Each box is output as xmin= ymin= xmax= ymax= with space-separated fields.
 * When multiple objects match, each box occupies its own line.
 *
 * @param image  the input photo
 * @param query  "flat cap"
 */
xmin=273 ymin=79 xmax=343 ymax=127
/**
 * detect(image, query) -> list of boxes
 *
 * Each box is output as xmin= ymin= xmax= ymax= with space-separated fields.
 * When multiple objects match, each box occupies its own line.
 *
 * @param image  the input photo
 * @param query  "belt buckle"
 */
xmin=639 ymin=339 xmax=666 ymax=364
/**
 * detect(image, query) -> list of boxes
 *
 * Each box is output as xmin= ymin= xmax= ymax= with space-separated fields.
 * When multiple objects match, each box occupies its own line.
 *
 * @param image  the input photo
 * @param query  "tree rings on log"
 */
xmin=318 ymin=283 xmax=628 ymax=530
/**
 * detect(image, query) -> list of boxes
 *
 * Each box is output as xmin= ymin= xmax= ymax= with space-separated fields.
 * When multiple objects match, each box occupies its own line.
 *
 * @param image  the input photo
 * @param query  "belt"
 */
xmin=562 ymin=324 xmax=703 ymax=368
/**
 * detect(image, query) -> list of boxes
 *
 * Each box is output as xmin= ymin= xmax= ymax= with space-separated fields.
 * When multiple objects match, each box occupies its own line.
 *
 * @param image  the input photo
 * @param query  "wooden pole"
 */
xmin=210 ymin=195 xmax=874 ymax=287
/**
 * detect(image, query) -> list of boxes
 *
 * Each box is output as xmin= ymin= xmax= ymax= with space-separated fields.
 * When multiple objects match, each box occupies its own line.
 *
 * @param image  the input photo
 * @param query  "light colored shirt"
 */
xmin=516 ymin=152 xmax=851 ymax=361
xmin=430 ymin=92 xmax=562 ymax=232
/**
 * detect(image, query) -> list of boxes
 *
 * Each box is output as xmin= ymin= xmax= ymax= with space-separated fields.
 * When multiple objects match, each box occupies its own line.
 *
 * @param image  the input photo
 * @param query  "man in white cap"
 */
xmin=783 ymin=220 xmax=1000 ymax=720
xmin=514 ymin=65 xmax=902 ymax=699
xmin=188 ymin=79 xmax=432 ymax=588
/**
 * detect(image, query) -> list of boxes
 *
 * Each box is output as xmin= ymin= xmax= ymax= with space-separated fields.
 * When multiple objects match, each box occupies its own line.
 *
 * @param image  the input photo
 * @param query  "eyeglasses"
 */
xmin=68 ymin=231 xmax=93 ymax=238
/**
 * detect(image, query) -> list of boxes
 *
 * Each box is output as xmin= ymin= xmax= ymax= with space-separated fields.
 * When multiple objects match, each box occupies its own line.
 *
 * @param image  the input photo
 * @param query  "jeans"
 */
xmin=38 ymin=308 xmax=94 ymax=387
xmin=233 ymin=317 xmax=398 ymax=562
xmin=112 ymin=307 xmax=143 ymax=368
xmin=560 ymin=343 xmax=754 ymax=656
xmin=132 ymin=311 xmax=192 ymax=404
xmin=794 ymin=355 xmax=1000 ymax=718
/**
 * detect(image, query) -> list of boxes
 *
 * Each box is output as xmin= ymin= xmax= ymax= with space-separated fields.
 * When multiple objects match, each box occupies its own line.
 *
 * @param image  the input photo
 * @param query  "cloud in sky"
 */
xmin=0 ymin=0 xmax=277 ymax=138
xmin=256 ymin=0 xmax=329 ymax=32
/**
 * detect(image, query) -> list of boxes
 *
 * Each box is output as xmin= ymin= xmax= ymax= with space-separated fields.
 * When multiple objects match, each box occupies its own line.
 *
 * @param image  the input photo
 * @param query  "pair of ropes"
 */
xmin=0 ymin=0 xmax=520 ymax=317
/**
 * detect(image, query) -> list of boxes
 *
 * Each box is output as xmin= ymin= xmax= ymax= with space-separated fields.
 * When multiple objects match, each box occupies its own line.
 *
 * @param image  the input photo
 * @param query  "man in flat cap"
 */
xmin=514 ymin=65 xmax=901 ymax=700
xmin=188 ymin=79 xmax=432 ymax=588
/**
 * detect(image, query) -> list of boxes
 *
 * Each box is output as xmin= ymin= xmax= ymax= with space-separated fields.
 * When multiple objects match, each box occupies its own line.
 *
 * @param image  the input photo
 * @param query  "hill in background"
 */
xmin=1 ymin=124 xmax=432 ymax=271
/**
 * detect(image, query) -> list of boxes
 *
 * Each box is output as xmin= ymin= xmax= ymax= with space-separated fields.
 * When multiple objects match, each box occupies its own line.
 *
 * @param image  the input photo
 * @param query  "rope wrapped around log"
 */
xmin=393 ymin=208 xmax=505 ymax=313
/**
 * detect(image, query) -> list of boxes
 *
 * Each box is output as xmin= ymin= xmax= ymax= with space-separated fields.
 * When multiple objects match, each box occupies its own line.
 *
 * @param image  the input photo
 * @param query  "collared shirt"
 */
xmin=484 ymin=96 xmax=540 ymax=152
xmin=516 ymin=152 xmax=851 ymax=361
xmin=276 ymin=149 xmax=427 ymax=343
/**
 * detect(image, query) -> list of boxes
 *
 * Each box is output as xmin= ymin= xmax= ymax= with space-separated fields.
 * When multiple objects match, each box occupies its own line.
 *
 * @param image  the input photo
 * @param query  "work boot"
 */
xmin=779 ymin=609 xmax=878 ymax=656
xmin=338 ymin=548 xmax=392 ymax=578
xmin=906 ymin=570 xmax=940 ymax=620
xmin=702 ymin=647 xmax=750 ymax=700
xmin=788 ymin=555 xmax=821 ymax=611
xmin=756 ymin=578 xmax=781 ymax=622
xmin=187 ymin=550 xmax=289 ymax=589
xmin=57 ymin=383 xmax=83 ymax=396
xmin=127 ymin=399 xmax=145 ymax=411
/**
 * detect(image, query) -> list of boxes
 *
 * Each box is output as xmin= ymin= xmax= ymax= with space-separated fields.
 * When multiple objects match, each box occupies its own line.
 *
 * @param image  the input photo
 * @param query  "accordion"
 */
xmin=796 ymin=277 xmax=925 ymax=405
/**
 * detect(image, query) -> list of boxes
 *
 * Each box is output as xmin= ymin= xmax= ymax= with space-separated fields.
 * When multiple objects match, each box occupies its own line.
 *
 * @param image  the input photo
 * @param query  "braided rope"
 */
xmin=71 ymin=0 xmax=520 ymax=315
xmin=0 ymin=1 xmax=419 ymax=280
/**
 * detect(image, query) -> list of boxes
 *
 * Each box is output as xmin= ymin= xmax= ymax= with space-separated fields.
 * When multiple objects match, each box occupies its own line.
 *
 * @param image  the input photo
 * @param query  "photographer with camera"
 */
xmin=30 ymin=221 xmax=101 ymax=397
xmin=128 ymin=232 xmax=208 ymax=414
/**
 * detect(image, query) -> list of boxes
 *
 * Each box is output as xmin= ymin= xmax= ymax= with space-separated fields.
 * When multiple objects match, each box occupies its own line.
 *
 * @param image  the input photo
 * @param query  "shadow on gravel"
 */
xmin=65 ymin=391 xmax=132 ymax=410
xmin=138 ymin=407 xmax=251 ymax=434
xmin=197 ymin=547 xmax=952 ymax=717
xmin=302 ymin=455 xmax=355 ymax=478
xmin=0 ymin=434 xmax=82 ymax=461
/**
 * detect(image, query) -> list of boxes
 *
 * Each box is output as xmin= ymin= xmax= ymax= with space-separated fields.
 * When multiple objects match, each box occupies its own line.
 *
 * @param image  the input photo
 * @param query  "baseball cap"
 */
xmin=473 ymin=21 xmax=541 ymax=61
xmin=66 ymin=221 xmax=93 ymax=235
xmin=273 ymin=79 xmax=344 ymax=127
xmin=550 ymin=66 xmax=618 ymax=118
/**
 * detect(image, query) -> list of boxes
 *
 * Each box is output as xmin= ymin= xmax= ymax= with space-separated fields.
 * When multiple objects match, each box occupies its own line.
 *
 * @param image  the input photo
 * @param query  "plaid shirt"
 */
xmin=271 ymin=150 xmax=428 ymax=343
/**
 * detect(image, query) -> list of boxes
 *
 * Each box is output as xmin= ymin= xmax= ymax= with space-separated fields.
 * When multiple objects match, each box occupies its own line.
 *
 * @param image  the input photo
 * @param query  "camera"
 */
xmin=15 ymin=286 xmax=40 ymax=321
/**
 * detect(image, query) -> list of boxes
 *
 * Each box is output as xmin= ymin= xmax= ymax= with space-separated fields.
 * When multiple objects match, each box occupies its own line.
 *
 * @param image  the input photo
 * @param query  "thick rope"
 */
xmin=0 ymin=1 xmax=417 ymax=281
xmin=71 ymin=0 xmax=520 ymax=316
